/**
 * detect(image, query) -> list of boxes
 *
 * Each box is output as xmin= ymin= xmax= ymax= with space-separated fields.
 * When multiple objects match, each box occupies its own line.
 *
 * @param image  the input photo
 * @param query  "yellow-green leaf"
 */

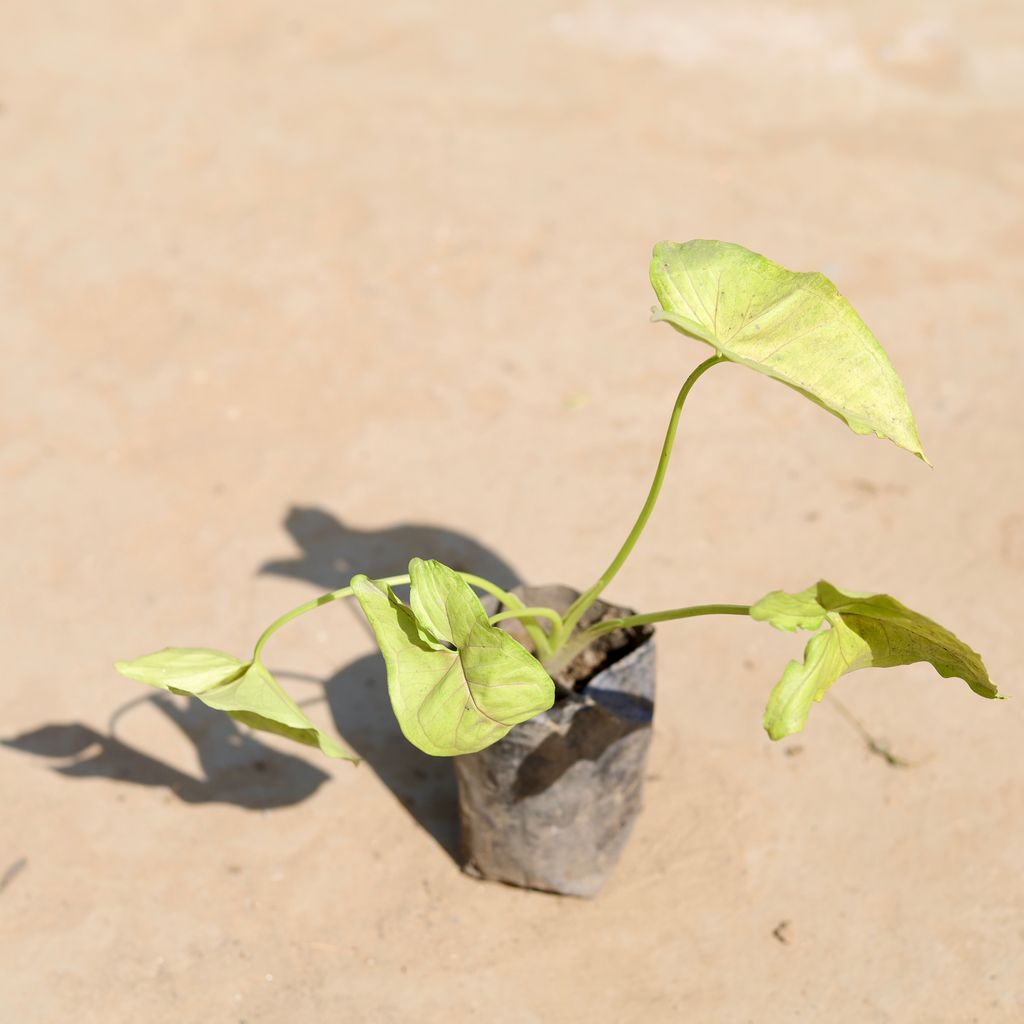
xmin=352 ymin=558 xmax=555 ymax=757
xmin=757 ymin=581 xmax=1000 ymax=740
xmin=115 ymin=647 xmax=355 ymax=760
xmin=650 ymin=240 xmax=926 ymax=460
xmin=750 ymin=587 xmax=828 ymax=632
xmin=115 ymin=647 xmax=245 ymax=690
xmin=762 ymin=617 xmax=873 ymax=740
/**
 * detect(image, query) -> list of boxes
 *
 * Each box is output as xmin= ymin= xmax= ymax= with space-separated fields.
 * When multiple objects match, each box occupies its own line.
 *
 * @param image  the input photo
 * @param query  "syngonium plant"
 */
xmin=117 ymin=240 xmax=1001 ymax=760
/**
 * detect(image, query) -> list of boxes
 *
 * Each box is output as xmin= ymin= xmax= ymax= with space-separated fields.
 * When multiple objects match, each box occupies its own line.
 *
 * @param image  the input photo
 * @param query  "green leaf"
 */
xmin=757 ymin=581 xmax=1000 ymax=739
xmin=352 ymin=558 xmax=555 ymax=757
xmin=115 ymin=647 xmax=355 ymax=760
xmin=750 ymin=586 xmax=827 ymax=632
xmin=649 ymin=240 xmax=927 ymax=460
xmin=115 ymin=647 xmax=246 ymax=690
xmin=761 ymin=610 xmax=872 ymax=741
xmin=762 ymin=618 xmax=872 ymax=740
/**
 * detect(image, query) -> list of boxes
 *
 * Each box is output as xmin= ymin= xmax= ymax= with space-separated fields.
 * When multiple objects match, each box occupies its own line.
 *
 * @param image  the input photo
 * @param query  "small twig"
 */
xmin=830 ymin=697 xmax=913 ymax=768
xmin=0 ymin=857 xmax=27 ymax=895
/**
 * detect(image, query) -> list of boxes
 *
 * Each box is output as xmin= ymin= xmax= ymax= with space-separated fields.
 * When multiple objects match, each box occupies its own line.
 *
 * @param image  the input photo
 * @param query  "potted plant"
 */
xmin=117 ymin=239 xmax=1000 ymax=896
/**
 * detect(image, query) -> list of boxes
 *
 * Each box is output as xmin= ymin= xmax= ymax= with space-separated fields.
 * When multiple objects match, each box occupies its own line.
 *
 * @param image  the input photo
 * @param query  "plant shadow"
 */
xmin=4 ymin=505 xmax=521 ymax=847
xmin=2 ymin=695 xmax=331 ymax=810
xmin=264 ymin=504 xmax=525 ymax=863
xmin=261 ymin=505 xmax=521 ymax=593
xmin=321 ymin=654 xmax=463 ymax=860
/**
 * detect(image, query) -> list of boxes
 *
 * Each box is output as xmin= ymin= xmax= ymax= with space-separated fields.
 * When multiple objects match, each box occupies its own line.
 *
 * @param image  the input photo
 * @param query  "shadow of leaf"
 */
xmin=20 ymin=505 xmax=524 ymax=836
xmin=3 ymin=696 xmax=330 ymax=810
xmin=261 ymin=506 xmax=521 ymax=591
xmin=322 ymin=653 xmax=460 ymax=862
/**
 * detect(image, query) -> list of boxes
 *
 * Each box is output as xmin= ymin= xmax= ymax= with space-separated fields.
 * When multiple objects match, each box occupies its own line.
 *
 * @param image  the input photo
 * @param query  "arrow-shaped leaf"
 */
xmin=754 ymin=581 xmax=1000 ymax=739
xmin=352 ymin=558 xmax=555 ymax=756
xmin=649 ymin=240 xmax=926 ymax=460
xmin=115 ymin=648 xmax=355 ymax=760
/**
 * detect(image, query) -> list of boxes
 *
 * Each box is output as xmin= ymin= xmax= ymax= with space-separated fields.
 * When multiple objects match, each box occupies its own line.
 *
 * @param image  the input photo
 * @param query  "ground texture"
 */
xmin=2 ymin=2 xmax=1023 ymax=1021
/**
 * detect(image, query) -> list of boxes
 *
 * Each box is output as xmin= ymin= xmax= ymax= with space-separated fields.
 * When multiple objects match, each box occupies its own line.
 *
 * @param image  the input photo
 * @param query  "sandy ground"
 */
xmin=2 ymin=2 xmax=1023 ymax=1021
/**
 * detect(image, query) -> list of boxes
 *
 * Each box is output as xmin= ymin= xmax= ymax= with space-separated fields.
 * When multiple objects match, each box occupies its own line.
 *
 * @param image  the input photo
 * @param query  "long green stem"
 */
xmin=590 ymin=603 xmax=750 ymax=635
xmin=546 ymin=601 xmax=749 ymax=672
xmin=253 ymin=577 xmax=400 ymax=661
xmin=251 ymin=356 xmax=725 ymax=671
xmin=251 ymin=571 xmax=549 ymax=662
xmin=459 ymin=574 xmax=520 ymax=607
xmin=487 ymin=606 xmax=562 ymax=661
xmin=559 ymin=354 xmax=725 ymax=642
xmin=459 ymin=574 xmax=553 ymax=656
xmin=488 ymin=606 xmax=564 ymax=630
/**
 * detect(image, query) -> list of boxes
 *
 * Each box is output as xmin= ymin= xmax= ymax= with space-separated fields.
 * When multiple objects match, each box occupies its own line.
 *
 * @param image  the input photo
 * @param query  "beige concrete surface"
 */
xmin=2 ymin=2 xmax=1023 ymax=1021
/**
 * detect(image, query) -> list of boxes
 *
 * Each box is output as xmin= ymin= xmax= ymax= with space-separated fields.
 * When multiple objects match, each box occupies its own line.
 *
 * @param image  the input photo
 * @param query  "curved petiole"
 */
xmin=559 ymin=354 xmax=725 ymax=642
xmin=252 ymin=572 xmax=553 ymax=662
xmin=545 ymin=601 xmax=750 ymax=673
xmin=488 ymin=606 xmax=565 ymax=660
